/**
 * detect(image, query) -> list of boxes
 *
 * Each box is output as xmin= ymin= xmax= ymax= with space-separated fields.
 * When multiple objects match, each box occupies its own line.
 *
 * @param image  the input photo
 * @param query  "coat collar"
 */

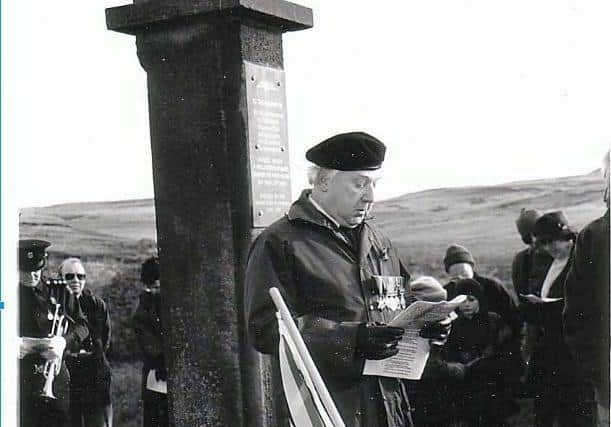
xmin=287 ymin=189 xmax=383 ymax=258
xmin=287 ymin=190 xmax=342 ymax=231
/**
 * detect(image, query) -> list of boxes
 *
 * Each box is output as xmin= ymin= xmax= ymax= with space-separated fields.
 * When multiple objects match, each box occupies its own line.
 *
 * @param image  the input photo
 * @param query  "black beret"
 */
xmin=141 ymin=256 xmax=160 ymax=285
xmin=533 ymin=211 xmax=575 ymax=244
xmin=305 ymin=132 xmax=386 ymax=171
xmin=19 ymin=239 xmax=50 ymax=272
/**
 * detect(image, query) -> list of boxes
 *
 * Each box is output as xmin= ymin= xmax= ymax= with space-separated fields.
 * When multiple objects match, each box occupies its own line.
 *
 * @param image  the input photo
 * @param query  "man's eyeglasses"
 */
xmin=64 ymin=273 xmax=86 ymax=280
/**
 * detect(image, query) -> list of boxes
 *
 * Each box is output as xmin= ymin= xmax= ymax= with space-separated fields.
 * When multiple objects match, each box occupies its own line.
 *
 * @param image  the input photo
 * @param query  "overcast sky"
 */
xmin=3 ymin=0 xmax=610 ymax=209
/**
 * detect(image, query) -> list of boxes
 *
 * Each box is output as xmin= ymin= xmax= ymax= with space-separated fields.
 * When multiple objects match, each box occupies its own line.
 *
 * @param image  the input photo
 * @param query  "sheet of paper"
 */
xmin=363 ymin=296 xmax=465 ymax=380
xmin=362 ymin=329 xmax=431 ymax=380
xmin=146 ymin=369 xmax=167 ymax=394
xmin=389 ymin=295 xmax=466 ymax=329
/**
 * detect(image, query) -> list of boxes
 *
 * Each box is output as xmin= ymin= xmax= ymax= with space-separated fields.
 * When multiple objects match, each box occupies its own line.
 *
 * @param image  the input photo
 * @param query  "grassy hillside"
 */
xmin=18 ymin=171 xmax=607 ymax=426
xmin=374 ymin=171 xmax=606 ymax=283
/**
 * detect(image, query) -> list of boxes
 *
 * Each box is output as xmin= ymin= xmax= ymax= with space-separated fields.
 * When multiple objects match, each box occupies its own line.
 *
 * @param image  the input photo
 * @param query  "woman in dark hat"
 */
xmin=522 ymin=211 xmax=596 ymax=427
xmin=417 ymin=279 xmax=517 ymax=427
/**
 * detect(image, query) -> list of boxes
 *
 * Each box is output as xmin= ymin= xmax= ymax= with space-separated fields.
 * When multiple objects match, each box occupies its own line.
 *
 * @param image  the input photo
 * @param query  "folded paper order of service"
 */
xmin=146 ymin=370 xmax=167 ymax=394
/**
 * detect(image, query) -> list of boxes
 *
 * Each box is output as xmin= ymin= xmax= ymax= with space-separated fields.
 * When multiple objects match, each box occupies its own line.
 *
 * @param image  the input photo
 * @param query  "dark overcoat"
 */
xmin=245 ymin=190 xmax=414 ymax=427
xmin=563 ymin=209 xmax=610 ymax=393
xmin=133 ymin=291 xmax=165 ymax=387
xmin=512 ymin=246 xmax=553 ymax=366
xmin=523 ymin=255 xmax=585 ymax=387
xmin=65 ymin=289 xmax=112 ymax=405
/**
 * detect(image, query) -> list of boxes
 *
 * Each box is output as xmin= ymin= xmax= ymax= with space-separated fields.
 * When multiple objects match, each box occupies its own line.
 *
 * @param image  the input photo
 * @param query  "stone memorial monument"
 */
xmin=105 ymin=1 xmax=313 ymax=425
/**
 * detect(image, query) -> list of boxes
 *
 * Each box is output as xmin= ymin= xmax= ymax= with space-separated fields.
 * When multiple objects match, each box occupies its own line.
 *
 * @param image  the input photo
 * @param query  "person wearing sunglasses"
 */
xmin=60 ymin=258 xmax=113 ymax=427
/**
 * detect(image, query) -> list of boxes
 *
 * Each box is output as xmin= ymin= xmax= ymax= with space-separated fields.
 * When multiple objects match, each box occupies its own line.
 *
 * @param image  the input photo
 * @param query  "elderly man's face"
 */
xmin=62 ymin=261 xmax=87 ymax=297
xmin=324 ymin=170 xmax=381 ymax=228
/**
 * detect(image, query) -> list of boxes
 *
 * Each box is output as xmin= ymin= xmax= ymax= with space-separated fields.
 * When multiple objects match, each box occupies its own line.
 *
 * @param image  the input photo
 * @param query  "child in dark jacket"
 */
xmin=417 ymin=278 xmax=517 ymax=427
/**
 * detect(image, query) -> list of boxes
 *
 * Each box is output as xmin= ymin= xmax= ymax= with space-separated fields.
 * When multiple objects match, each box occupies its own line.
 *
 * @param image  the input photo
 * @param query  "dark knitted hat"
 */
xmin=453 ymin=278 xmax=488 ymax=314
xmin=306 ymin=132 xmax=386 ymax=171
xmin=453 ymin=278 xmax=483 ymax=300
xmin=19 ymin=239 xmax=50 ymax=272
xmin=533 ymin=211 xmax=576 ymax=244
xmin=140 ymin=256 xmax=160 ymax=285
xmin=516 ymin=208 xmax=543 ymax=244
xmin=443 ymin=244 xmax=475 ymax=272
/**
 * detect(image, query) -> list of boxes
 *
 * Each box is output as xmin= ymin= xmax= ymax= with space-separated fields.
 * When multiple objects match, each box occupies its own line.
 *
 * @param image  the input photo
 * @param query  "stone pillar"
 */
xmin=105 ymin=2 xmax=312 ymax=426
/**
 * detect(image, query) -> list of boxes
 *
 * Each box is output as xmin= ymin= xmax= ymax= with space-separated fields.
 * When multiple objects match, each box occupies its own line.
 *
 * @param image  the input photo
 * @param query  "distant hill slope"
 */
xmin=20 ymin=199 xmax=157 ymax=257
xmin=373 ymin=171 xmax=606 ymax=278
xmin=20 ymin=171 xmax=606 ymax=280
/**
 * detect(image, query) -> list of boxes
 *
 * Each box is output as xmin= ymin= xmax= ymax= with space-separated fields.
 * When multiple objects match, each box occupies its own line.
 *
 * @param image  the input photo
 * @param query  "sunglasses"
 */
xmin=64 ymin=273 xmax=86 ymax=280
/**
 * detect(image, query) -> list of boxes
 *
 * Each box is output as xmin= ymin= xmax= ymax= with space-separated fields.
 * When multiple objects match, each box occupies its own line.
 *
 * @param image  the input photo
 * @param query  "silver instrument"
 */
xmin=39 ymin=296 xmax=68 ymax=399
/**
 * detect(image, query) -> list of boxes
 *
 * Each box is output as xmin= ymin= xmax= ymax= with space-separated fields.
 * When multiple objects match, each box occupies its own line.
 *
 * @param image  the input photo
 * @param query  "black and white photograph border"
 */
xmin=3 ymin=1 xmax=611 ymax=426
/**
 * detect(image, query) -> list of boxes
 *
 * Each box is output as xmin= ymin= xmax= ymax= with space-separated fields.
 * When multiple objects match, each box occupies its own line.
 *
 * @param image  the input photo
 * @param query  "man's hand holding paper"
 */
xmin=356 ymin=322 xmax=405 ymax=360
xmin=363 ymin=296 xmax=465 ymax=380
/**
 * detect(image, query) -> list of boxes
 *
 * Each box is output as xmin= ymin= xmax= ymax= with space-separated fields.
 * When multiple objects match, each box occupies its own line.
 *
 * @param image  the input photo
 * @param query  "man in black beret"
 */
xmin=245 ymin=132 xmax=448 ymax=427
xmin=18 ymin=239 xmax=89 ymax=427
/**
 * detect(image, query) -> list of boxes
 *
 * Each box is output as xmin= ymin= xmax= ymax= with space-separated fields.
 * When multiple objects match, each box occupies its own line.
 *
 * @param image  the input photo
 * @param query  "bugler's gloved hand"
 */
xmin=356 ymin=322 xmax=404 ymax=360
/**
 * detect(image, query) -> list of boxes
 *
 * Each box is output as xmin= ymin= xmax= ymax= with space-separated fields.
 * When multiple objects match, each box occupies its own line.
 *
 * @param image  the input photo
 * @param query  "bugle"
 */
xmin=40 ymin=278 xmax=69 ymax=399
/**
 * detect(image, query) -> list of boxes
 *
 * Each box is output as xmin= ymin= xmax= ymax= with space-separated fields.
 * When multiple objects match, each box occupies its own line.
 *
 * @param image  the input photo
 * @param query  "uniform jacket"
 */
xmin=563 ymin=209 xmax=610 ymax=387
xmin=245 ymin=190 xmax=413 ymax=427
xmin=19 ymin=280 xmax=89 ymax=424
xmin=65 ymin=289 xmax=112 ymax=404
xmin=133 ymin=291 xmax=165 ymax=390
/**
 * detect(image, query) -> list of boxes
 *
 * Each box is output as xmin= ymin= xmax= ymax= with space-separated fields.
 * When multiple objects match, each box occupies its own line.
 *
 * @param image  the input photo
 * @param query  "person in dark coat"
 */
xmin=511 ymin=209 xmax=554 ymax=391
xmin=245 ymin=132 xmax=449 ymax=427
xmin=133 ymin=256 xmax=168 ymax=427
xmin=563 ymin=153 xmax=610 ymax=426
xmin=60 ymin=258 xmax=113 ymax=427
xmin=521 ymin=211 xmax=596 ymax=427
xmin=443 ymin=244 xmax=521 ymax=336
xmin=442 ymin=244 xmax=523 ymax=394
xmin=512 ymin=209 xmax=554 ymax=297
xmin=19 ymin=239 xmax=89 ymax=427
xmin=419 ymin=278 xmax=517 ymax=427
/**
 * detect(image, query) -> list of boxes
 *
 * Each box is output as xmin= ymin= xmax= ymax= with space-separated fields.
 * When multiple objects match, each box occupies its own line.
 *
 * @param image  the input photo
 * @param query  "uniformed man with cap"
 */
xmin=19 ymin=239 xmax=89 ymax=427
xmin=245 ymin=132 xmax=449 ymax=427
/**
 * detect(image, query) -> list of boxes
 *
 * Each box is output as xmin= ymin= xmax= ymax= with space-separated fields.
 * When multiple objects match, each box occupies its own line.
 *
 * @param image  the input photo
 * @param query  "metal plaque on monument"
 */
xmin=245 ymin=61 xmax=292 ymax=228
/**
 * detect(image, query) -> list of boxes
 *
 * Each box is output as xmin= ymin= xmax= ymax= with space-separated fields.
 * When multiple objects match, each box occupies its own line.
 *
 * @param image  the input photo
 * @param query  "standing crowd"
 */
xmin=17 ymin=241 xmax=167 ymax=427
xmin=17 ymin=132 xmax=609 ymax=427
xmin=244 ymin=132 xmax=610 ymax=427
